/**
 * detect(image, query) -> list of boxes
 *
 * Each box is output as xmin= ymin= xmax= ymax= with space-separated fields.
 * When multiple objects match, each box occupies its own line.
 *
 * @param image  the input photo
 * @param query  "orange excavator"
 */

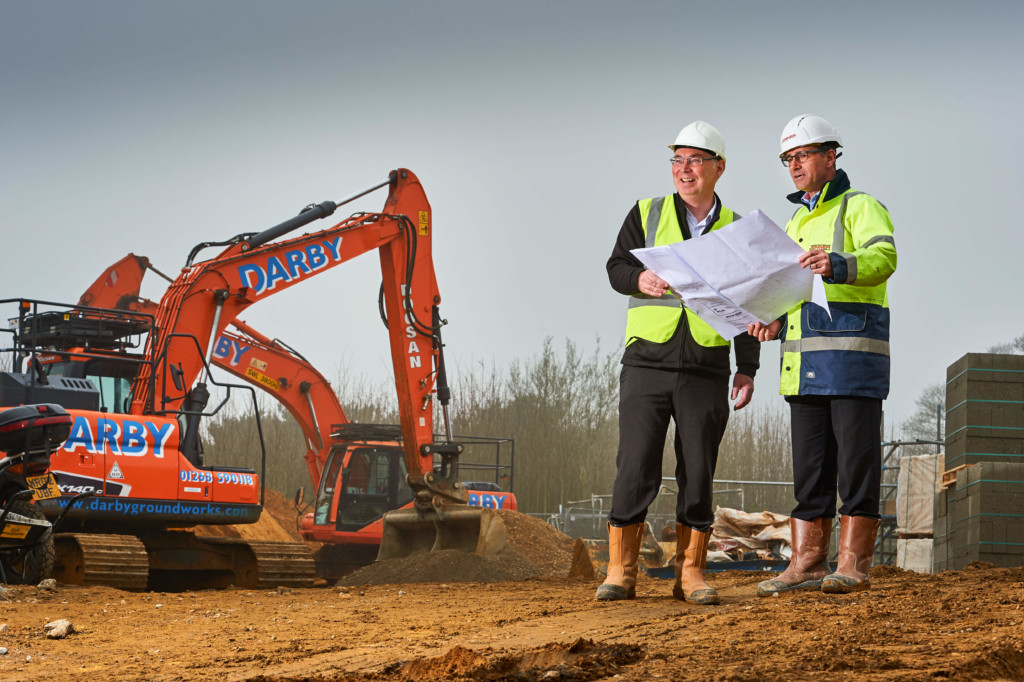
xmin=76 ymin=254 xmax=517 ymax=581
xmin=1 ymin=169 xmax=507 ymax=588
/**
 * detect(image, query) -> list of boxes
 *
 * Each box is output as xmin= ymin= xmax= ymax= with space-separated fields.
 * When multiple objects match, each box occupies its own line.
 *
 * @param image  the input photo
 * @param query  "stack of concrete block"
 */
xmin=895 ymin=453 xmax=944 ymax=572
xmin=934 ymin=462 xmax=1024 ymax=570
xmin=945 ymin=353 xmax=1024 ymax=469
xmin=935 ymin=353 xmax=1024 ymax=571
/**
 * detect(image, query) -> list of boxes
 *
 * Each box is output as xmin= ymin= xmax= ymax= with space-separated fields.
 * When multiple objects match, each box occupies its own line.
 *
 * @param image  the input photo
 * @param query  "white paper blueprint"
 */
xmin=632 ymin=210 xmax=831 ymax=339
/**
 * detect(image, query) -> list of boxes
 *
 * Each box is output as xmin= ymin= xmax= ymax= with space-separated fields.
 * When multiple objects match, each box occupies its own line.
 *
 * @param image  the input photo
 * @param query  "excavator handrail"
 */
xmin=1 ymin=298 xmax=156 ymax=349
xmin=148 ymin=329 xmax=269 ymax=502
xmin=0 ymin=301 xmax=271 ymax=506
xmin=0 ymin=298 xmax=158 ymax=412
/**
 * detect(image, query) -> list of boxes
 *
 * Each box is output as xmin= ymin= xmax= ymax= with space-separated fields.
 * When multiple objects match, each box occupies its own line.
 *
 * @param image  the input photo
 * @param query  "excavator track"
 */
xmin=52 ymin=533 xmax=316 ymax=591
xmin=178 ymin=536 xmax=316 ymax=589
xmin=53 ymin=533 xmax=150 ymax=591
xmin=245 ymin=539 xmax=317 ymax=589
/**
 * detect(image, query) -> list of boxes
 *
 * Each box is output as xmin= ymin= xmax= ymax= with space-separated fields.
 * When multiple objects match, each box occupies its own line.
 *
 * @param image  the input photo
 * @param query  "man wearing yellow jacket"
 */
xmin=750 ymin=115 xmax=897 ymax=595
xmin=601 ymin=121 xmax=760 ymax=604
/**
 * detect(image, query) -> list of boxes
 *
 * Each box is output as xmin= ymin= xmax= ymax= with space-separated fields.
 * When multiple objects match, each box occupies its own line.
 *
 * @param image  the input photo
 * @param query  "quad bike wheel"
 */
xmin=0 ymin=500 xmax=54 ymax=585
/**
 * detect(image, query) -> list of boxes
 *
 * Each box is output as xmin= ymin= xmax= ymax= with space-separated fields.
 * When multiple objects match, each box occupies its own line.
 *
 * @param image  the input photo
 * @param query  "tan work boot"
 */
xmin=821 ymin=515 xmax=880 ymax=594
xmin=595 ymin=522 xmax=644 ymax=600
xmin=672 ymin=524 xmax=720 ymax=605
xmin=757 ymin=517 xmax=833 ymax=596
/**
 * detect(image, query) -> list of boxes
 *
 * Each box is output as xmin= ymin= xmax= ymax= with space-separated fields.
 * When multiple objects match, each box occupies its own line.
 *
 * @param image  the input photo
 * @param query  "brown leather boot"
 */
xmin=672 ymin=524 xmax=720 ymax=605
xmin=595 ymin=522 xmax=643 ymax=600
xmin=821 ymin=515 xmax=880 ymax=594
xmin=757 ymin=517 xmax=833 ymax=596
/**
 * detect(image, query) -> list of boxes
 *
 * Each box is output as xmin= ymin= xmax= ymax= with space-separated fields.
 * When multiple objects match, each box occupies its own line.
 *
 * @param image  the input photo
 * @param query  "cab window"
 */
xmin=45 ymin=358 xmax=135 ymax=413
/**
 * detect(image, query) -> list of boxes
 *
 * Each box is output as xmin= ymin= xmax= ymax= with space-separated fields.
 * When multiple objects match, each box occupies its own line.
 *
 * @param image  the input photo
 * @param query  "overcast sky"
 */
xmin=2 ymin=0 xmax=1021 ymax=431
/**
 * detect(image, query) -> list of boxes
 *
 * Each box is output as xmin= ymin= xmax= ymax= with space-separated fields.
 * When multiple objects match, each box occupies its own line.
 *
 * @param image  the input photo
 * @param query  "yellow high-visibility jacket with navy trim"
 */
xmin=778 ymin=169 xmax=896 ymax=398
xmin=606 ymin=193 xmax=760 ymax=378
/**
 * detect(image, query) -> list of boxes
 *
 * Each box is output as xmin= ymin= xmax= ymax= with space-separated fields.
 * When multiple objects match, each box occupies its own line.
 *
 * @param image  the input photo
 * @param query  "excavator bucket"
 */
xmin=377 ymin=505 xmax=506 ymax=561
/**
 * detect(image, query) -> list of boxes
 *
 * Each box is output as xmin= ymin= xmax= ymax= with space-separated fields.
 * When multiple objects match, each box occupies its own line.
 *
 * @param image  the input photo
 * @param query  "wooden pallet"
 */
xmin=941 ymin=464 xmax=974 ymax=489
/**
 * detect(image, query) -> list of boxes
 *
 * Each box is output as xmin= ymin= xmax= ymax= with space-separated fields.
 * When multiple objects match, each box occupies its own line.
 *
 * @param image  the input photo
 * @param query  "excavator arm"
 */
xmin=77 ymin=254 xmax=156 ymax=313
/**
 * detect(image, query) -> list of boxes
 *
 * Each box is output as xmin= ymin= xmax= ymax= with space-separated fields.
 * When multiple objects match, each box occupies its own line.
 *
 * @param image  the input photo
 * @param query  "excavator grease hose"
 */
xmin=375 ymin=213 xmax=438 ymax=342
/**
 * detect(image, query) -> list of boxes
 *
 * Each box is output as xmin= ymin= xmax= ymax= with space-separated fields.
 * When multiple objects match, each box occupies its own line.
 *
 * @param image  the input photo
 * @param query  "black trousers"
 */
xmin=609 ymin=364 xmax=729 ymax=532
xmin=788 ymin=395 xmax=882 ymax=521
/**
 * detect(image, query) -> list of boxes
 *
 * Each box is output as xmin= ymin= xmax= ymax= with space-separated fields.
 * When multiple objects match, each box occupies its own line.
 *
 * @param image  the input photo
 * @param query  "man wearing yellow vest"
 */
xmin=600 ymin=121 xmax=760 ymax=604
xmin=749 ymin=115 xmax=897 ymax=595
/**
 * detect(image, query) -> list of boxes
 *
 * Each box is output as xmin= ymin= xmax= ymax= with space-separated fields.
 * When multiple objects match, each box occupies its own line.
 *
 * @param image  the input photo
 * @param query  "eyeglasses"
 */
xmin=781 ymin=149 xmax=827 ymax=167
xmin=670 ymin=154 xmax=719 ymax=167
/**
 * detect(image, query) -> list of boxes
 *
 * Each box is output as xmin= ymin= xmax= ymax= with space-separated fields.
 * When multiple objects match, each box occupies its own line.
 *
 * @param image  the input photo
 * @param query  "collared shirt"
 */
xmin=801 ymin=191 xmax=821 ymax=210
xmin=686 ymin=198 xmax=719 ymax=237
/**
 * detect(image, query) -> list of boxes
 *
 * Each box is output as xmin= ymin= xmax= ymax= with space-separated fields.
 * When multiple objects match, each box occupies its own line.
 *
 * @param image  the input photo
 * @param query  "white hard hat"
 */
xmin=779 ymin=115 xmax=843 ymax=156
xmin=668 ymin=120 xmax=726 ymax=159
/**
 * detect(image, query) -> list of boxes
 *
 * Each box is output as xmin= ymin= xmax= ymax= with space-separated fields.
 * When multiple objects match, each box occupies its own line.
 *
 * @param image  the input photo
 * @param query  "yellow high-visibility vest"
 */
xmin=625 ymin=196 xmax=738 ymax=348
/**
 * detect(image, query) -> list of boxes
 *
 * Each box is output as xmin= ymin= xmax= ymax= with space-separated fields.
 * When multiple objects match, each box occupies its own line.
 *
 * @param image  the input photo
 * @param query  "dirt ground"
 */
xmin=1 ymin=495 xmax=1023 ymax=681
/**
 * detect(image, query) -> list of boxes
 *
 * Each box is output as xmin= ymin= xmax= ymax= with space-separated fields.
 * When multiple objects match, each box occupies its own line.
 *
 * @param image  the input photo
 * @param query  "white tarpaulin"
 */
xmin=897 ymin=453 xmax=945 ymax=534
xmin=897 ymin=538 xmax=934 ymax=573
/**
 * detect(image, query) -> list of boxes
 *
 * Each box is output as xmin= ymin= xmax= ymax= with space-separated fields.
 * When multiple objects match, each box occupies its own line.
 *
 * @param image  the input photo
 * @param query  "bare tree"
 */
xmin=987 ymin=333 xmax=1024 ymax=355
xmin=901 ymin=383 xmax=945 ymax=443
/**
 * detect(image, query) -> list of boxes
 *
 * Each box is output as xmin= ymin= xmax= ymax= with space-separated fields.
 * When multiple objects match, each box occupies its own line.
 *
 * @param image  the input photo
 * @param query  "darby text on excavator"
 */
xmin=0 ymin=169 xmax=509 ymax=589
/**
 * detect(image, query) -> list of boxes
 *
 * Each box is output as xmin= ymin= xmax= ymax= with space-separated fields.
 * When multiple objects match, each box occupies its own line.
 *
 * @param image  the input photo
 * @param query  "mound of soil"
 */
xmin=191 ymin=491 xmax=575 ymax=586
xmin=339 ymin=547 xmax=543 ymax=586
xmin=497 ymin=508 xmax=575 ymax=577
xmin=339 ymin=510 xmax=575 ymax=586
xmin=191 ymin=487 xmax=309 ymax=544
xmin=398 ymin=638 xmax=644 ymax=680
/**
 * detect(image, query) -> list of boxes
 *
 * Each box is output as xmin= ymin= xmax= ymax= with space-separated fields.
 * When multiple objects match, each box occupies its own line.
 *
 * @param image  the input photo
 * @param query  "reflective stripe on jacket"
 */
xmin=625 ymin=195 xmax=738 ymax=348
xmin=778 ymin=170 xmax=897 ymax=398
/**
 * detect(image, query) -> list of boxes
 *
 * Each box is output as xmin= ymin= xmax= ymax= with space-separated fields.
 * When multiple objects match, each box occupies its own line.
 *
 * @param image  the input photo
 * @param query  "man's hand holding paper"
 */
xmin=637 ymin=269 xmax=670 ymax=298
xmin=631 ymin=210 xmax=831 ymax=339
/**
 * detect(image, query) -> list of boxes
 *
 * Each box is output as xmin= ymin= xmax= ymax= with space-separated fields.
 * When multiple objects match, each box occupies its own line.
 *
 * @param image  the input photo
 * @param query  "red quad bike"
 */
xmin=0 ymin=403 xmax=91 ymax=584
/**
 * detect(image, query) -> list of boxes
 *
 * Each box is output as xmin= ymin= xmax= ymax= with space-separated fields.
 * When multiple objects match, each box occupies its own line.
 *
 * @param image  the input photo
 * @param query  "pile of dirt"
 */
xmin=339 ymin=509 xmax=575 ymax=586
xmin=339 ymin=547 xmax=543 ymax=585
xmin=497 ymin=508 xmax=575 ymax=577
xmin=396 ymin=639 xmax=645 ymax=680
xmin=191 ymin=488 xmax=311 ymax=545
xmin=190 ymin=491 xmax=575 ymax=585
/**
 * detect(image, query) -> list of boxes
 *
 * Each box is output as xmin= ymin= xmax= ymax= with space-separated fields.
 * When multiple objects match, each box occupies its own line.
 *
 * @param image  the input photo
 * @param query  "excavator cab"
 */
xmin=313 ymin=443 xmax=415 ymax=532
